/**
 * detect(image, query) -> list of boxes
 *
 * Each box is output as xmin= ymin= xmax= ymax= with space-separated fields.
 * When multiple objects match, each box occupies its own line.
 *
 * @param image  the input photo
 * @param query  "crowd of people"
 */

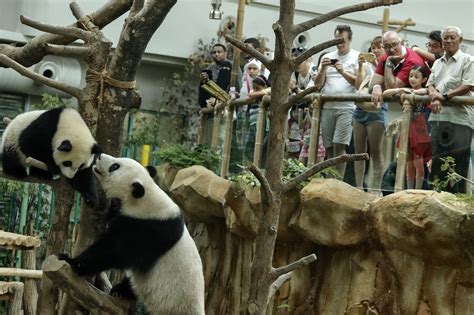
xmin=198 ymin=25 xmax=473 ymax=195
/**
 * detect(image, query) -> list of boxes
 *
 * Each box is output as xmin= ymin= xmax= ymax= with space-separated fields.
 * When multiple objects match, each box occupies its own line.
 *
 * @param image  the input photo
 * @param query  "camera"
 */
xmin=330 ymin=59 xmax=338 ymax=65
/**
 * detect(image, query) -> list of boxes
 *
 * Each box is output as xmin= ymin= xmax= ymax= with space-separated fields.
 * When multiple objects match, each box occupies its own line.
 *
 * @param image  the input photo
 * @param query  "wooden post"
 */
xmin=221 ymin=104 xmax=234 ymax=178
xmin=382 ymin=8 xmax=390 ymax=33
xmin=253 ymin=102 xmax=267 ymax=167
xmin=0 ymin=282 xmax=24 ymax=315
xmin=307 ymin=98 xmax=322 ymax=166
xmin=22 ymin=250 xmax=39 ymax=315
xmin=197 ymin=113 xmax=206 ymax=145
xmin=210 ymin=108 xmax=222 ymax=152
xmin=395 ymin=96 xmax=413 ymax=192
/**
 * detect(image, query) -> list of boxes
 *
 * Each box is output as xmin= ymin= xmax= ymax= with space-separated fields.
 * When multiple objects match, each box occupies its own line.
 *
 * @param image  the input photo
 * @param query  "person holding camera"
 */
xmin=313 ymin=24 xmax=359 ymax=179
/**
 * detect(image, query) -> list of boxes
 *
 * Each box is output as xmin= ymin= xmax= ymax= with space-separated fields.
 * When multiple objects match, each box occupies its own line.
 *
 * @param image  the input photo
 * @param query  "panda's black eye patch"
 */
xmin=62 ymin=161 xmax=72 ymax=167
xmin=109 ymin=163 xmax=120 ymax=173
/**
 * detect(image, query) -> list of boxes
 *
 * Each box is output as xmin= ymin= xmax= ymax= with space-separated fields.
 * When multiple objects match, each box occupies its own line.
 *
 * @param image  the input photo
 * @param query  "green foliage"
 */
xmin=154 ymin=144 xmax=219 ymax=170
xmin=0 ymin=178 xmax=24 ymax=195
xmin=125 ymin=111 xmax=162 ymax=147
xmin=229 ymin=169 xmax=259 ymax=187
xmin=430 ymin=156 xmax=462 ymax=192
xmin=31 ymin=93 xmax=67 ymax=110
xmin=229 ymin=159 xmax=340 ymax=189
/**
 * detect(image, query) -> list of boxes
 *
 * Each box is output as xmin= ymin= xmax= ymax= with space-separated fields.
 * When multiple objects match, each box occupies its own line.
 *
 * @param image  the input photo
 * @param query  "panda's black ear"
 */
xmin=146 ymin=166 xmax=157 ymax=179
xmin=57 ymin=140 xmax=72 ymax=152
xmin=131 ymin=182 xmax=145 ymax=199
xmin=91 ymin=143 xmax=102 ymax=155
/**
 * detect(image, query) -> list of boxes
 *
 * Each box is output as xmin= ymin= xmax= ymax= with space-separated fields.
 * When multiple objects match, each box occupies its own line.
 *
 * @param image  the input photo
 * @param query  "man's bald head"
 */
xmin=382 ymin=31 xmax=403 ymax=56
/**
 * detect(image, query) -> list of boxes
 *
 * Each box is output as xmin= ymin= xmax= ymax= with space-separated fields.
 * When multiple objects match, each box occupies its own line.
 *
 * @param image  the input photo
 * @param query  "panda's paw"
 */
xmin=111 ymin=278 xmax=137 ymax=301
xmin=57 ymin=254 xmax=80 ymax=272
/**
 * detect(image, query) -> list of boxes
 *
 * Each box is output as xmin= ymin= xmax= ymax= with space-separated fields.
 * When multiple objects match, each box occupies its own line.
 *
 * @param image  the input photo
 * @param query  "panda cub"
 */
xmin=60 ymin=154 xmax=205 ymax=315
xmin=1 ymin=107 xmax=101 ymax=207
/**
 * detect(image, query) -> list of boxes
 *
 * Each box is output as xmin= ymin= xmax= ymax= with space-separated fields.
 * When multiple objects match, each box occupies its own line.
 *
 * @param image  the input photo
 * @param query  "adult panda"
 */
xmin=59 ymin=154 xmax=205 ymax=315
xmin=1 ymin=107 xmax=101 ymax=207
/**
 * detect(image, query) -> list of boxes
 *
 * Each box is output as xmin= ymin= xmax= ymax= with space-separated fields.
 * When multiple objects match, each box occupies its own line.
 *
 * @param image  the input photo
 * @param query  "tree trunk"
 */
xmin=39 ymin=178 xmax=75 ymax=314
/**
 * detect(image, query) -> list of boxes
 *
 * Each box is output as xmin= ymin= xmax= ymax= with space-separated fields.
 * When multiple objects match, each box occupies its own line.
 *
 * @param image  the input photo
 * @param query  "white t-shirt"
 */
xmin=291 ymin=62 xmax=317 ymax=90
xmin=319 ymin=49 xmax=359 ymax=109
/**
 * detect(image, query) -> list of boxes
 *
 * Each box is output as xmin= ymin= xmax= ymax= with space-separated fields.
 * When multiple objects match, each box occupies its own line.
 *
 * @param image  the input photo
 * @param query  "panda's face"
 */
xmin=93 ymin=154 xmax=152 ymax=201
xmin=53 ymin=140 xmax=98 ymax=179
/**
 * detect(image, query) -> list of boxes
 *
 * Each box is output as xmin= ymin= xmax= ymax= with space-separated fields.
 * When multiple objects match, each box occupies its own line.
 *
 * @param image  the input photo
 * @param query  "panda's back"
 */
xmin=1 ymin=110 xmax=46 ymax=167
xmin=129 ymin=227 xmax=205 ymax=315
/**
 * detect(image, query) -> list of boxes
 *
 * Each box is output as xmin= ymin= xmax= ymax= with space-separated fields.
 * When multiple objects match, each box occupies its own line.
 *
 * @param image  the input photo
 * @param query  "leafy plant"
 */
xmin=125 ymin=111 xmax=162 ymax=147
xmin=32 ymin=93 xmax=67 ymax=110
xmin=154 ymin=144 xmax=219 ymax=170
xmin=229 ymin=159 xmax=340 ymax=189
xmin=430 ymin=156 xmax=473 ymax=192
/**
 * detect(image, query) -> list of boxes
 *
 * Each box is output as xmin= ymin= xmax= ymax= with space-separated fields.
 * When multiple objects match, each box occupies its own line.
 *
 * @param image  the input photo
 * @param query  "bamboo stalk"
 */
xmin=221 ymin=105 xmax=235 ymax=178
xmin=395 ymin=97 xmax=413 ymax=192
xmin=253 ymin=103 xmax=267 ymax=168
xmin=307 ymin=99 xmax=322 ymax=166
xmin=0 ymin=267 xmax=42 ymax=279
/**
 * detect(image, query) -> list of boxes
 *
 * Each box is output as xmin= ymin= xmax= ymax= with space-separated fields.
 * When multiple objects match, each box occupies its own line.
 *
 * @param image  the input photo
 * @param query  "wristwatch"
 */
xmin=385 ymin=60 xmax=394 ymax=69
xmin=442 ymin=92 xmax=449 ymax=100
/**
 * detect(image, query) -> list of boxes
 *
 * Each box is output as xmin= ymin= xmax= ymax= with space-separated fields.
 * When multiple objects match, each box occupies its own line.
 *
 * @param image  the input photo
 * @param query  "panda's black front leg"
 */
xmin=58 ymin=235 xmax=123 ymax=276
xmin=111 ymin=277 xmax=137 ymax=301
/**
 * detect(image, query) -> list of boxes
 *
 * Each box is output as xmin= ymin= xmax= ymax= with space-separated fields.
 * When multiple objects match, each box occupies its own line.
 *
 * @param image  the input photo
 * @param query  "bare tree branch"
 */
xmin=42 ymin=255 xmax=131 ymax=314
xmin=248 ymin=163 xmax=274 ymax=205
xmin=46 ymin=44 xmax=91 ymax=57
xmin=273 ymin=22 xmax=287 ymax=59
xmin=20 ymin=15 xmax=89 ymax=41
xmin=294 ymin=1 xmax=402 ymax=34
xmin=282 ymin=153 xmax=369 ymax=192
xmin=294 ymin=37 xmax=345 ymax=66
xmin=272 ymin=254 xmax=317 ymax=279
xmin=130 ymin=0 xmax=145 ymax=17
xmin=268 ymin=272 xmax=292 ymax=301
xmin=224 ymin=35 xmax=271 ymax=70
xmin=0 ymin=0 xmax=133 ymax=68
xmin=0 ymin=54 xmax=82 ymax=99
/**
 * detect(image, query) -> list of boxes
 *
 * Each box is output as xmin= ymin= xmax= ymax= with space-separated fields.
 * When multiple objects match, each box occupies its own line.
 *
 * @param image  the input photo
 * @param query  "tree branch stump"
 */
xmin=42 ymin=255 xmax=132 ymax=315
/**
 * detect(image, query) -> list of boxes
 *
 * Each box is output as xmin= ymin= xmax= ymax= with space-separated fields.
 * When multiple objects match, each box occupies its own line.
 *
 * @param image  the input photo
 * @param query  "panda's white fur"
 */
xmin=1 ymin=107 xmax=97 ymax=179
xmin=63 ymin=154 xmax=205 ymax=314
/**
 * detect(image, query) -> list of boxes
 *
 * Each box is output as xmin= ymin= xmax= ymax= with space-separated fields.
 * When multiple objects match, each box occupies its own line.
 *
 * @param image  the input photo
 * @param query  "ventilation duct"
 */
xmin=0 ymin=55 xmax=84 ymax=97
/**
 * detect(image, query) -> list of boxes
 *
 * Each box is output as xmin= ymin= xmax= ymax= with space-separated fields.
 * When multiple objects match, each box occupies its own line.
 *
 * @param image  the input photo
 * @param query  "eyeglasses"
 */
xmin=383 ymin=41 xmax=400 ymax=50
xmin=425 ymin=42 xmax=441 ymax=49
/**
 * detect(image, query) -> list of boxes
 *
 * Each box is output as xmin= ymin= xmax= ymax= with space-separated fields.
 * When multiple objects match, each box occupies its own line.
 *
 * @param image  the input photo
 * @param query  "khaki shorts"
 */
xmin=321 ymin=108 xmax=354 ymax=147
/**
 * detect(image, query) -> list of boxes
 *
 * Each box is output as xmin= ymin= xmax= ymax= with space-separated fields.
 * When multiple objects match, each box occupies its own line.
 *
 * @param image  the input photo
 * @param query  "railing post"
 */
xmin=220 ymin=103 xmax=234 ymax=178
xmin=253 ymin=101 xmax=267 ymax=168
xmin=210 ymin=107 xmax=222 ymax=152
xmin=307 ymin=97 xmax=322 ymax=166
xmin=395 ymin=94 xmax=414 ymax=192
xmin=197 ymin=113 xmax=207 ymax=145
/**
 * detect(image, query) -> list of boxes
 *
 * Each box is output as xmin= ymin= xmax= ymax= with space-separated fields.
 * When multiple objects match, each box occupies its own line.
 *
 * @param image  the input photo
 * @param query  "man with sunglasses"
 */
xmin=370 ymin=31 xmax=424 ymax=106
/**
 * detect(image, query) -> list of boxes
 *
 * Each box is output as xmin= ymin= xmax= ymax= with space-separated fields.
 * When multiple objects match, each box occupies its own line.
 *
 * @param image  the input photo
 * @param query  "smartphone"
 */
xmin=330 ymin=59 xmax=338 ymax=65
xmin=360 ymin=52 xmax=376 ymax=63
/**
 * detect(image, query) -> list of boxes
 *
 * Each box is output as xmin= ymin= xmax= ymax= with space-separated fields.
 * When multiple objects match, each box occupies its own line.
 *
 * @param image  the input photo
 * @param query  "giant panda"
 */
xmin=0 ymin=107 xmax=101 ymax=207
xmin=59 ymin=154 xmax=205 ymax=315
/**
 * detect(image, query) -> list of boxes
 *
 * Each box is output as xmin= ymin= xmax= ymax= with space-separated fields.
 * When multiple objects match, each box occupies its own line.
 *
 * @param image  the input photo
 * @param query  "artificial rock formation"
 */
xmin=159 ymin=165 xmax=474 ymax=314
